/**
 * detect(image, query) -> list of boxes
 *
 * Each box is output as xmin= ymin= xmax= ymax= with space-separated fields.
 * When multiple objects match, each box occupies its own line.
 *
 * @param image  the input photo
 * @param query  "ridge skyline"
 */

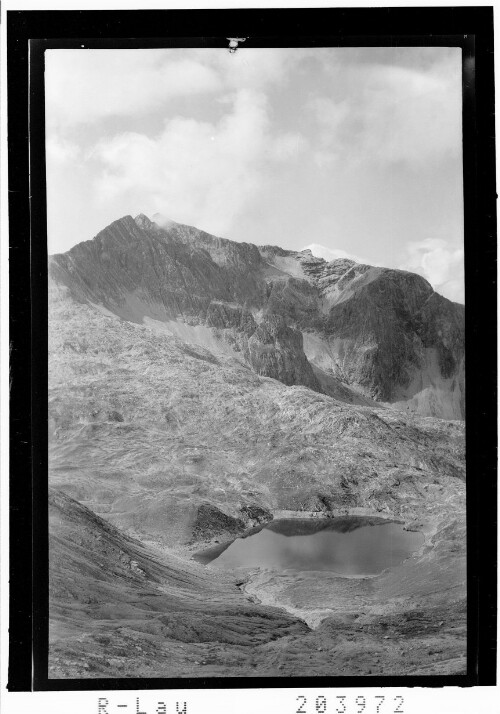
xmin=49 ymin=212 xmax=463 ymax=306
xmin=49 ymin=211 xmax=465 ymax=420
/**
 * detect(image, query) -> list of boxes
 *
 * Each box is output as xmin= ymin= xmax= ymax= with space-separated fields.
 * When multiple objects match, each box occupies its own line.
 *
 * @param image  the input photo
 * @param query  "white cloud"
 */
xmin=46 ymin=136 xmax=81 ymax=164
xmin=271 ymin=132 xmax=307 ymax=161
xmin=302 ymin=243 xmax=370 ymax=265
xmin=307 ymin=97 xmax=351 ymax=137
xmin=44 ymin=46 xmax=464 ymax=267
xmin=401 ymin=238 xmax=464 ymax=303
xmin=189 ymin=47 xmax=296 ymax=91
xmin=312 ymin=151 xmax=337 ymax=169
xmin=45 ymin=50 xmax=222 ymax=127
xmin=309 ymin=51 xmax=462 ymax=167
xmin=45 ymin=48 xmax=298 ymax=129
xmin=91 ymin=89 xmax=302 ymax=237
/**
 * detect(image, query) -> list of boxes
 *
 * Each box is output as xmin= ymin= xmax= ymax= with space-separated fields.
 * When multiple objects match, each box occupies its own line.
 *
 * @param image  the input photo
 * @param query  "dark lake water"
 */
xmin=198 ymin=517 xmax=424 ymax=576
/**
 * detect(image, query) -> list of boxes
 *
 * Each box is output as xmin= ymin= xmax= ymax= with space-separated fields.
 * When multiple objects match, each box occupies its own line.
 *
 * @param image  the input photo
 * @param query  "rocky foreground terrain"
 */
xmin=48 ymin=215 xmax=466 ymax=678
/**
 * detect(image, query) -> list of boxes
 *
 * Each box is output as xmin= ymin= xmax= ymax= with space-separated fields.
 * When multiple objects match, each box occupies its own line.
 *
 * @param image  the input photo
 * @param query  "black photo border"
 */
xmin=7 ymin=6 xmax=497 ymax=692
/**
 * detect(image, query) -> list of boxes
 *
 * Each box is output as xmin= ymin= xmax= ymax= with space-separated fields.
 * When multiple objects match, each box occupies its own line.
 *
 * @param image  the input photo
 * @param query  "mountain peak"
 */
xmin=133 ymin=213 xmax=178 ymax=231
xmin=49 ymin=214 xmax=464 ymax=419
xmin=134 ymin=213 xmax=155 ymax=230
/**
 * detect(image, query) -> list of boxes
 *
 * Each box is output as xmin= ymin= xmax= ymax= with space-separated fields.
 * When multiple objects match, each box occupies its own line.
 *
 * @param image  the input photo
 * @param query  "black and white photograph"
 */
xmin=45 ymin=41 xmax=468 ymax=680
xmin=3 ymin=4 xmax=497 ymax=703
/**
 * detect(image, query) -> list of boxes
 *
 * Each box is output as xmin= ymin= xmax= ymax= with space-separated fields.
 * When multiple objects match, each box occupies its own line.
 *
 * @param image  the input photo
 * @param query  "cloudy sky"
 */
xmin=45 ymin=46 xmax=464 ymax=302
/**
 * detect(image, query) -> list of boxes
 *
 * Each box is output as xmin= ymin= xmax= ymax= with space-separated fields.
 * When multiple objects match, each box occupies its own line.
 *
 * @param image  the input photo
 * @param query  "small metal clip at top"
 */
xmin=227 ymin=38 xmax=247 ymax=54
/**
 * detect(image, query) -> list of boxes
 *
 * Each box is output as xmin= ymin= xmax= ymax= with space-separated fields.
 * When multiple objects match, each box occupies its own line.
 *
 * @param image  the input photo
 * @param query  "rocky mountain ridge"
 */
xmin=49 ymin=213 xmax=465 ymax=419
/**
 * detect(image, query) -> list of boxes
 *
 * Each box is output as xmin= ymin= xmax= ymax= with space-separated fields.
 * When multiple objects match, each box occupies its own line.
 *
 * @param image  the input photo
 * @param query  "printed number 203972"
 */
xmin=295 ymin=695 xmax=404 ymax=714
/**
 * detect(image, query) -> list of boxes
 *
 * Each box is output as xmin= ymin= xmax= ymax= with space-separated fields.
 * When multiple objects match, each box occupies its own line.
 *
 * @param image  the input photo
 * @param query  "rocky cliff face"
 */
xmin=247 ymin=314 xmax=321 ymax=391
xmin=49 ymin=215 xmax=263 ymax=320
xmin=261 ymin=246 xmax=465 ymax=418
xmin=49 ymin=214 xmax=465 ymax=419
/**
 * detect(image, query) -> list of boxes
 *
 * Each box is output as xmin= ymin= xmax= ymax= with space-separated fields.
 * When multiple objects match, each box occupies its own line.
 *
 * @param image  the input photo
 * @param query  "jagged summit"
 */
xmin=49 ymin=214 xmax=464 ymax=419
xmin=134 ymin=212 xmax=181 ymax=232
xmin=134 ymin=213 xmax=158 ymax=230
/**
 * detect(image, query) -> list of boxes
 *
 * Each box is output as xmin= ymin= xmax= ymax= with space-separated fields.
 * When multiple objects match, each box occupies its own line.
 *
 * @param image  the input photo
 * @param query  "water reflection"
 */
xmin=205 ymin=518 xmax=424 ymax=576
